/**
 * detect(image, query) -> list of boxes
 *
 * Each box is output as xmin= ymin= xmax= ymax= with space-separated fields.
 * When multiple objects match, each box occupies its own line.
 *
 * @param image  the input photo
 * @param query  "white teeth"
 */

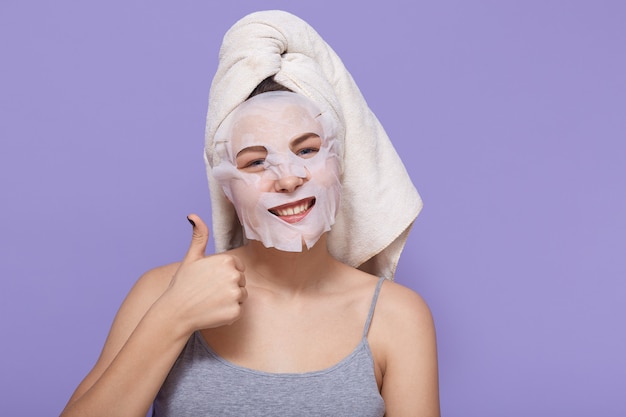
xmin=275 ymin=202 xmax=309 ymax=216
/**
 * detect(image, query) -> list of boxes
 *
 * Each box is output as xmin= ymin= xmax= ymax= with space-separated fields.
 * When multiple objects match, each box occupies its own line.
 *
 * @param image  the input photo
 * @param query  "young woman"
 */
xmin=61 ymin=11 xmax=439 ymax=417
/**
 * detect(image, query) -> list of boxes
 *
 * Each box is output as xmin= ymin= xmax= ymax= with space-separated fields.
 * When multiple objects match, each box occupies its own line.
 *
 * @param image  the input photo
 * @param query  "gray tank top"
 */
xmin=153 ymin=277 xmax=386 ymax=416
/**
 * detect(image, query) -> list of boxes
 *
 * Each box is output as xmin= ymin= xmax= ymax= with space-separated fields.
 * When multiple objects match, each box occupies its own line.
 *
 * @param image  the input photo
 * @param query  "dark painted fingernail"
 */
xmin=187 ymin=216 xmax=196 ymax=227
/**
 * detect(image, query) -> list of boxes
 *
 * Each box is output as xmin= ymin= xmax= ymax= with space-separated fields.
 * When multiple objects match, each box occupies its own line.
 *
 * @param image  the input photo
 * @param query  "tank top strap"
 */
xmin=362 ymin=277 xmax=386 ymax=338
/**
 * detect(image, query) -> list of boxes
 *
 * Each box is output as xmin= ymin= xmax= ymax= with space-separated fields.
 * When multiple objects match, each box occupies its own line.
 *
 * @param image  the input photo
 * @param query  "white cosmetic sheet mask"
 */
xmin=212 ymin=92 xmax=342 ymax=252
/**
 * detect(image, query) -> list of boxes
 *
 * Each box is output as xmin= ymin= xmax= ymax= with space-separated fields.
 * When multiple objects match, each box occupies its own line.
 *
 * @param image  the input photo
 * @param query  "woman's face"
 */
xmin=212 ymin=92 xmax=341 ymax=252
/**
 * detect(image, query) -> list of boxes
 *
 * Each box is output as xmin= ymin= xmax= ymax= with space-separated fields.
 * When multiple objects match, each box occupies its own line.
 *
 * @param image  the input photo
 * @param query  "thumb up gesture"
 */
xmin=161 ymin=214 xmax=247 ymax=334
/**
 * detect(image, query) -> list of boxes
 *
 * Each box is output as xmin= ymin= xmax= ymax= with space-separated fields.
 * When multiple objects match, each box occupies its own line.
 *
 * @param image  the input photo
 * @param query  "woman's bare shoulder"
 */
xmin=108 ymin=262 xmax=181 ymax=314
xmin=105 ymin=261 xmax=182 ymax=340
xmin=133 ymin=262 xmax=181 ymax=292
xmin=338 ymin=263 xmax=430 ymax=314
xmin=376 ymin=280 xmax=434 ymax=330
xmin=373 ymin=280 xmax=440 ymax=415
xmin=369 ymin=278 xmax=436 ymax=358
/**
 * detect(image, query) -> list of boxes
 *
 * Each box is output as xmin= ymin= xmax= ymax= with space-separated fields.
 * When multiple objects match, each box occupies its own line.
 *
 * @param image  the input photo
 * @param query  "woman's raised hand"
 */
xmin=157 ymin=214 xmax=247 ymax=334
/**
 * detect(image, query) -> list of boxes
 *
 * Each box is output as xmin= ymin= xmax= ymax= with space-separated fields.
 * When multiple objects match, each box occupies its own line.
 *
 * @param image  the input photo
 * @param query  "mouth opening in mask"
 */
xmin=268 ymin=197 xmax=316 ymax=224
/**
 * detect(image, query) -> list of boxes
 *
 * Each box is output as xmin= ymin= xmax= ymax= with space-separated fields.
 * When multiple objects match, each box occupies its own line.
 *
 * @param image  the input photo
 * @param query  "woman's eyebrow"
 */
xmin=290 ymin=132 xmax=320 ymax=147
xmin=236 ymin=146 xmax=267 ymax=158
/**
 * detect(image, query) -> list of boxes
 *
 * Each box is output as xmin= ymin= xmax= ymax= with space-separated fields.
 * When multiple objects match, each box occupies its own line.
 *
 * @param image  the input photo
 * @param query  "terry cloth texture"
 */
xmin=204 ymin=10 xmax=422 ymax=279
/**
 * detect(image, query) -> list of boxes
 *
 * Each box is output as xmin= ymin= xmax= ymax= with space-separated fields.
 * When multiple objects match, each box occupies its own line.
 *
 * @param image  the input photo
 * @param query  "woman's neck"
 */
xmin=237 ymin=234 xmax=340 ymax=295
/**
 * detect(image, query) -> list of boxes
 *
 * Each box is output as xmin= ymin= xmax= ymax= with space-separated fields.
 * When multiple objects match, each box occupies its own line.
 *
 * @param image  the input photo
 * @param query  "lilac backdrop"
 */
xmin=1 ymin=1 xmax=624 ymax=416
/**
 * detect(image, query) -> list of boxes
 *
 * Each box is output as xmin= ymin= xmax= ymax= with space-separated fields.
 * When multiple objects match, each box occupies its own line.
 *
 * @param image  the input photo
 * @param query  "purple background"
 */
xmin=1 ymin=1 xmax=625 ymax=416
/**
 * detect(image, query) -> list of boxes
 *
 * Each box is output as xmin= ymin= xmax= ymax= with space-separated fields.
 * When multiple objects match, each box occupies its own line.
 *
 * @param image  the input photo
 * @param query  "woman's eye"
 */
xmin=291 ymin=134 xmax=322 ymax=159
xmin=235 ymin=147 xmax=268 ymax=171
xmin=248 ymin=159 xmax=265 ymax=167
xmin=241 ymin=158 xmax=266 ymax=171
xmin=296 ymin=147 xmax=319 ymax=158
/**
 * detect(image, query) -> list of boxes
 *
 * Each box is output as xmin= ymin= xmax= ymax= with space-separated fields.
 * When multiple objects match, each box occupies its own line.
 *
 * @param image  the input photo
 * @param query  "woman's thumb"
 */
xmin=183 ymin=214 xmax=209 ymax=262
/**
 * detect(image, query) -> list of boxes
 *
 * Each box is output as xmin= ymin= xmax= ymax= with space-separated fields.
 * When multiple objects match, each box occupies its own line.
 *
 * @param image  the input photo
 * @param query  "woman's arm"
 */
xmin=60 ymin=215 xmax=247 ymax=417
xmin=375 ymin=282 xmax=440 ymax=417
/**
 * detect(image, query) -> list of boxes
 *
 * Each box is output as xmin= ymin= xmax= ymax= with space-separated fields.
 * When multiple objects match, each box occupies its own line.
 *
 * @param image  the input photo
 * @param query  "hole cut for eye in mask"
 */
xmin=235 ymin=133 xmax=322 ymax=172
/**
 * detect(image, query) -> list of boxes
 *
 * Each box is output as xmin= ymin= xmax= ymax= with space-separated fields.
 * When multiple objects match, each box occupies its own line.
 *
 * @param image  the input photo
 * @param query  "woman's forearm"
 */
xmin=60 ymin=302 xmax=190 ymax=417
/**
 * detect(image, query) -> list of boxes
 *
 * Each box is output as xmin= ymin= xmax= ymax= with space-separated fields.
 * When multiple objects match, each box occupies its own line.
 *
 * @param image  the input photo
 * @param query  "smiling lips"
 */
xmin=269 ymin=197 xmax=316 ymax=223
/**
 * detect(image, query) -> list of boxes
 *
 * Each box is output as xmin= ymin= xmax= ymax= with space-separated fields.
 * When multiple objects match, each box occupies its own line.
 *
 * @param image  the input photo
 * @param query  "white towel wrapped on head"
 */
xmin=204 ymin=10 xmax=422 ymax=279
